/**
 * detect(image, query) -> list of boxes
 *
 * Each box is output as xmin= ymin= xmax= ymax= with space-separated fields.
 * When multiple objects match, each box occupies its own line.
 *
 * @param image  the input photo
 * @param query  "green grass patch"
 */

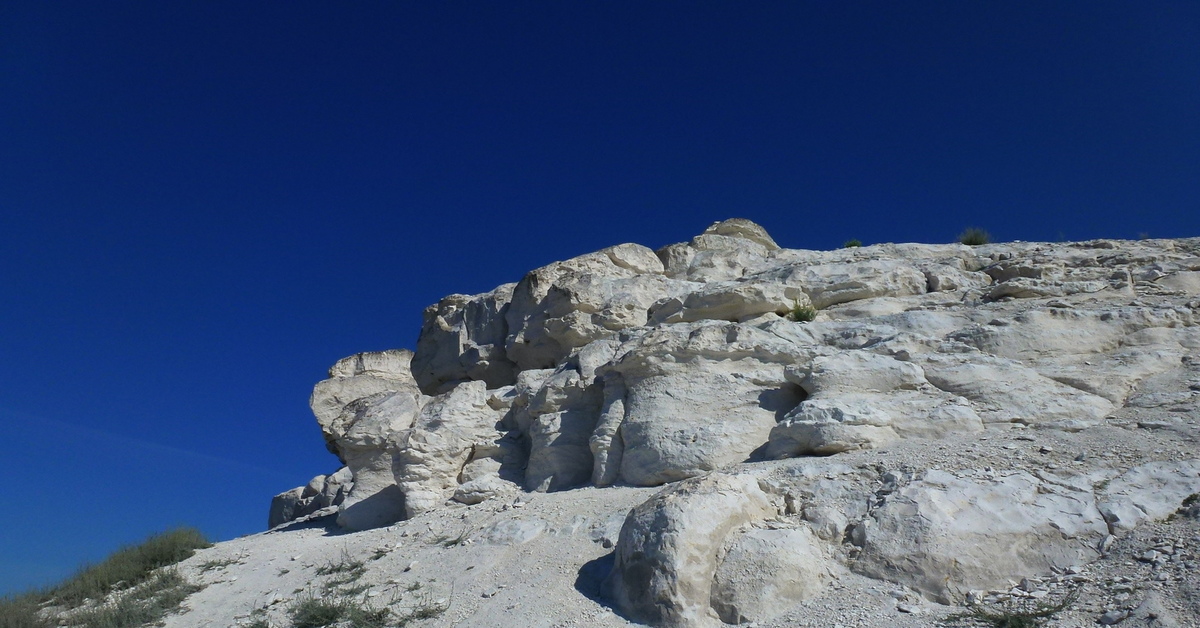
xmin=0 ymin=527 xmax=209 ymax=628
xmin=788 ymin=302 xmax=818 ymax=323
xmin=51 ymin=527 xmax=210 ymax=607
xmin=0 ymin=595 xmax=50 ymax=628
xmin=65 ymin=568 xmax=201 ymax=628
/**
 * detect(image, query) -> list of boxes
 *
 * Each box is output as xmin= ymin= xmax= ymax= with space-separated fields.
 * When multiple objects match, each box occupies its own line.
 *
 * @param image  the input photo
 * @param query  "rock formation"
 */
xmin=258 ymin=220 xmax=1200 ymax=627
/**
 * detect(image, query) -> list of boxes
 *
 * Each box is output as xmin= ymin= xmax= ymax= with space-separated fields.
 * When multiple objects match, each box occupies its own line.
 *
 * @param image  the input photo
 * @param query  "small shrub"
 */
xmin=788 ymin=302 xmax=818 ymax=323
xmin=843 ymin=239 xmax=862 ymax=248
xmin=315 ymin=552 xmax=364 ymax=577
xmin=941 ymin=585 xmax=1078 ymax=628
xmin=316 ymin=552 xmax=368 ymax=594
xmin=958 ymin=227 xmax=991 ymax=246
xmin=290 ymin=593 xmax=388 ymax=628
xmin=393 ymin=590 xmax=449 ymax=627
xmin=437 ymin=530 xmax=468 ymax=548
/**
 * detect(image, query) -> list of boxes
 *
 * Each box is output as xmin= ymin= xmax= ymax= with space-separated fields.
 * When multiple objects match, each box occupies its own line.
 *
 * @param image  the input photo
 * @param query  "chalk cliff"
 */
xmin=176 ymin=220 xmax=1199 ymax=627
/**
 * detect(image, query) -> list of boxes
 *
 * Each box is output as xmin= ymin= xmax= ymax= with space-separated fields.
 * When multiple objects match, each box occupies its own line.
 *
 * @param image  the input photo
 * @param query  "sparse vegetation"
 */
xmin=843 ymin=239 xmax=862 ymax=248
xmin=0 ymin=527 xmax=209 ymax=628
xmin=958 ymin=227 xmax=991 ymax=246
xmin=65 ymin=568 xmax=201 ymax=628
xmin=316 ymin=551 xmax=367 ymax=594
xmin=289 ymin=593 xmax=389 ymax=628
xmin=436 ymin=530 xmax=468 ymax=548
xmin=392 ymin=594 xmax=450 ymax=626
xmin=788 ymin=302 xmax=818 ymax=323
xmin=941 ymin=585 xmax=1079 ymax=628
xmin=198 ymin=557 xmax=240 ymax=572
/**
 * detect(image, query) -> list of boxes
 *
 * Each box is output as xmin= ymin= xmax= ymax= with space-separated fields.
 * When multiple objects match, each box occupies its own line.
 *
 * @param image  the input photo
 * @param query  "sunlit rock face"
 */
xmin=272 ymin=219 xmax=1200 ymax=626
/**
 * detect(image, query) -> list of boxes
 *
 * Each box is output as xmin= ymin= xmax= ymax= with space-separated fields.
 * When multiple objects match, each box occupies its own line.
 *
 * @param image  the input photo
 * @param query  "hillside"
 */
xmin=104 ymin=220 xmax=1200 ymax=626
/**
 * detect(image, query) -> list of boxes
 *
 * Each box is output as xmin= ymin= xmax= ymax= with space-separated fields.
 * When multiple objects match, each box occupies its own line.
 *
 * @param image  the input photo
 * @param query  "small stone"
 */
xmin=1099 ymin=609 xmax=1129 ymax=624
xmin=896 ymin=603 xmax=919 ymax=614
xmin=404 ymin=561 xmax=417 ymax=572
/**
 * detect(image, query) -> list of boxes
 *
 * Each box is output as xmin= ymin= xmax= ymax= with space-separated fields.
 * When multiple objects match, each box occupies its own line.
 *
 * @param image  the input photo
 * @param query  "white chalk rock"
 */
xmin=648 ymin=280 xmax=809 ymax=324
xmin=710 ymin=526 xmax=830 ymax=624
xmin=768 ymin=351 xmax=982 ymax=456
xmin=854 ymin=470 xmax=1108 ymax=603
xmin=601 ymin=321 xmax=806 ymax=486
xmin=1098 ymin=460 xmax=1200 ymax=532
xmin=393 ymin=380 xmax=502 ymax=517
xmin=310 ymin=349 xmax=417 ymax=456
xmin=605 ymin=473 xmax=776 ymax=627
xmin=335 ymin=390 xmax=424 ymax=530
xmin=412 ymin=284 xmax=518 ymax=394
xmin=504 ymin=244 xmax=687 ymax=370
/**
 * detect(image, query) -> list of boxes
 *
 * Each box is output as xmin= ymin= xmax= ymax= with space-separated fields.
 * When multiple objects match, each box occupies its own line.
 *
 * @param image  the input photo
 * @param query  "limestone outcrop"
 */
xmin=269 ymin=219 xmax=1200 ymax=627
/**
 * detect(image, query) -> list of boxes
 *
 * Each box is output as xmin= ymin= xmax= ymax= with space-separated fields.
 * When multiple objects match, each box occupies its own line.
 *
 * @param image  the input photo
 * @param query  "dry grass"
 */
xmin=0 ymin=527 xmax=209 ymax=628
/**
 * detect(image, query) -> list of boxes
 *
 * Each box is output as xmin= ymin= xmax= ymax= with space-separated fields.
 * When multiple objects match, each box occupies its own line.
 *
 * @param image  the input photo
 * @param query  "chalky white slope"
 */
xmin=170 ymin=220 xmax=1200 ymax=627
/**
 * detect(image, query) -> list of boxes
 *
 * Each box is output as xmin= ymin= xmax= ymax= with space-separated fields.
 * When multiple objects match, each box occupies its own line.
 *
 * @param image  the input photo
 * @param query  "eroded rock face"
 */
xmin=600 ymin=322 xmax=807 ymax=486
xmin=272 ymin=220 xmax=1200 ymax=626
xmin=504 ymin=243 xmax=682 ymax=371
xmin=309 ymin=349 xmax=417 ymax=459
xmin=411 ymin=284 xmax=517 ymax=395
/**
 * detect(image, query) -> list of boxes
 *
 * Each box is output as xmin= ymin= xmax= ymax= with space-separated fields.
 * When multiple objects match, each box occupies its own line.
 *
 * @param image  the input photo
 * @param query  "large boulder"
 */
xmin=309 ymin=349 xmax=417 ymax=459
xmin=658 ymin=219 xmax=778 ymax=282
xmin=268 ymin=467 xmax=352 ymax=528
xmin=1098 ymin=460 xmax=1200 ymax=532
xmin=333 ymin=390 xmax=423 ymax=530
xmin=709 ymin=526 xmax=830 ymax=624
xmin=604 ymin=473 xmax=777 ymax=627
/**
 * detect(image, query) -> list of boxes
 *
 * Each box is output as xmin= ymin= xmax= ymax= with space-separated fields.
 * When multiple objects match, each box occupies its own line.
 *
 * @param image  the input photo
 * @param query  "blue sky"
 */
xmin=2 ymin=2 xmax=1198 ymax=595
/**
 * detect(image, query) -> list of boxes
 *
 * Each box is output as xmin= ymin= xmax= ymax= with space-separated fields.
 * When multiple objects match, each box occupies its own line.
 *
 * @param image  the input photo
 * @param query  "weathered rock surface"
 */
xmin=256 ymin=221 xmax=1200 ymax=628
xmin=604 ymin=473 xmax=776 ymax=627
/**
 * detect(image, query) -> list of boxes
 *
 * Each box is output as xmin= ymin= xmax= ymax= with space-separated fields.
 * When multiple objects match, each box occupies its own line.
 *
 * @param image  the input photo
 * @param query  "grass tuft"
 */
xmin=290 ymin=593 xmax=389 ymax=628
xmin=788 ymin=302 xmax=818 ymax=323
xmin=958 ymin=227 xmax=991 ymax=246
xmin=843 ymin=239 xmax=862 ymax=248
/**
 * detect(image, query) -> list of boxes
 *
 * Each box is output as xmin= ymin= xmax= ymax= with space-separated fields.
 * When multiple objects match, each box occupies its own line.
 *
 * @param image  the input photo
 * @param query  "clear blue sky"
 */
xmin=2 ymin=2 xmax=1198 ymax=595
